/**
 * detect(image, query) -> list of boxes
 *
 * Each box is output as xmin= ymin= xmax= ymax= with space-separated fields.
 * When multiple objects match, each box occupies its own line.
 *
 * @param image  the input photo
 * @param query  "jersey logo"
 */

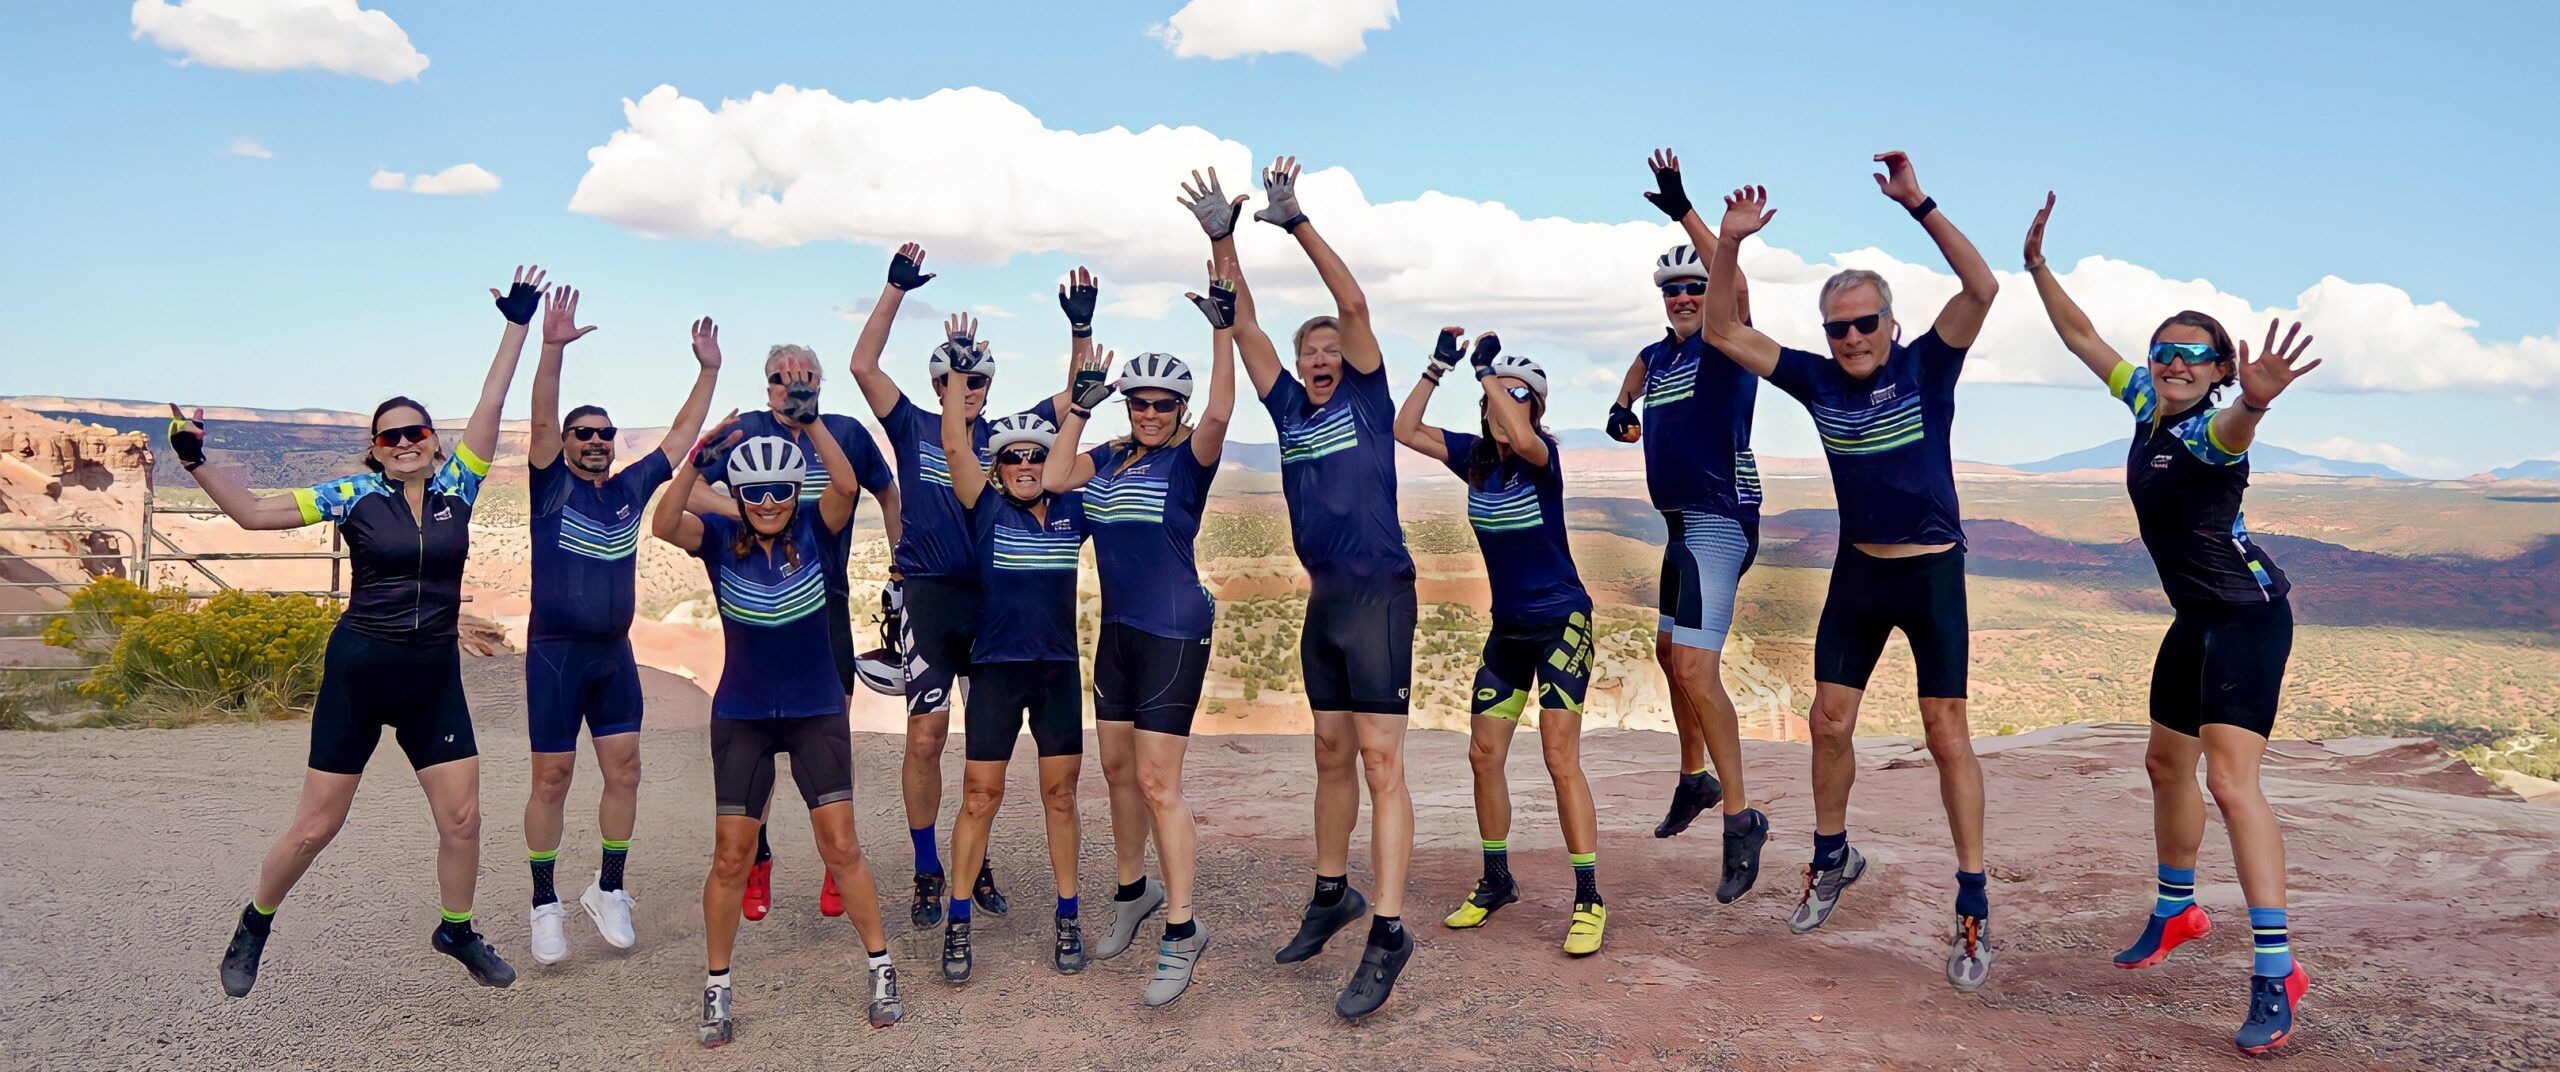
xmin=2151 ymin=454 xmax=2173 ymax=469
xmin=1867 ymin=383 xmax=1901 ymax=407
xmin=1396 ymin=687 xmax=1409 ymax=700
xmin=1476 ymin=686 xmax=1499 ymax=701
xmin=432 ymin=504 xmax=454 ymax=522
xmin=1278 ymin=405 xmax=1358 ymax=465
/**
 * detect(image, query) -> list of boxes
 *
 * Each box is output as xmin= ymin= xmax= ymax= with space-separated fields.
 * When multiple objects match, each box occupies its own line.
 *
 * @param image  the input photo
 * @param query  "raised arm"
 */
xmin=1186 ymin=260 xmax=1241 ymax=466
xmin=1257 ymin=156 xmax=1382 ymax=374
xmin=1179 ymin=166 xmax=1282 ymax=398
xmin=1395 ymin=328 xmax=1465 ymax=462
xmin=1471 ymin=334 xmax=1549 ymax=469
xmin=2020 ymin=193 xmax=2126 ymax=384
xmin=1046 ymin=348 xmax=1114 ymax=493
xmin=794 ymin=396 xmax=863 ymax=535
xmin=661 ymin=317 xmax=724 ymax=462
xmin=2213 ymin=319 xmax=2320 ymax=455
xmin=1873 ymin=151 xmax=1997 ymax=348
xmin=1058 ymin=266 xmax=1101 ymax=420
xmin=1646 ymin=147 xmax=1750 ymax=327
xmin=848 ymin=243 xmax=933 ymax=420
xmin=528 ymin=284 xmax=595 ymax=469
xmin=654 ymin=417 xmax=738 ymax=553
xmin=467 ymin=265 xmax=546 ymax=465
xmin=161 ymin=406 xmax=309 ymax=530
xmin=1703 ymin=188 xmax=1785 ymax=377
xmin=938 ymin=351 xmax=992 ymax=510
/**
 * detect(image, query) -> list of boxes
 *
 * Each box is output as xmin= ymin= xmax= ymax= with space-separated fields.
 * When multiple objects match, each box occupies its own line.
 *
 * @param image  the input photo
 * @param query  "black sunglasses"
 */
xmin=1124 ymin=396 xmax=1183 ymax=414
xmin=997 ymin=448 xmax=1048 ymax=465
xmin=1821 ymin=312 xmax=1887 ymax=340
xmin=943 ymin=373 xmax=992 ymax=390
xmin=568 ymin=426 xmax=618 ymax=442
xmin=1659 ymin=281 xmax=1707 ymax=297
xmin=373 ymin=424 xmax=434 ymax=448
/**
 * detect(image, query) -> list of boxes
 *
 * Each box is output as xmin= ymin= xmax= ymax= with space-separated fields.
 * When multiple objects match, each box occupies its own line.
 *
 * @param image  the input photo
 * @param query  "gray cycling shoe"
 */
xmin=1096 ymin=877 xmax=1164 ymax=961
xmin=1788 ymin=846 xmax=1869 ymax=934
xmin=1946 ymin=914 xmax=1992 ymax=991
xmin=1142 ymin=924 xmax=1207 ymax=1008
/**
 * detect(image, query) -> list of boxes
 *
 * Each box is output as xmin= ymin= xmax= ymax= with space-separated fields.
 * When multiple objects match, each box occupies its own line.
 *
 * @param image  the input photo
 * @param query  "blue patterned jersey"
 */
xmin=292 ymin=442 xmax=489 ymax=640
xmin=1638 ymin=329 xmax=1761 ymax=516
xmin=1084 ymin=441 xmax=1218 ymax=640
xmin=693 ymin=410 xmax=893 ymax=607
xmin=2111 ymin=362 xmax=2290 ymax=609
xmin=693 ymin=510 xmax=844 ymax=720
xmin=1770 ymin=330 xmax=1967 ymax=548
xmin=882 ymin=395 xmax=1060 ymax=583
xmin=1260 ymin=362 xmax=1413 ymax=586
xmin=528 ymin=450 xmax=671 ymax=643
xmin=1440 ymin=430 xmax=1589 ymax=623
xmin=968 ymin=490 xmax=1087 ymax=664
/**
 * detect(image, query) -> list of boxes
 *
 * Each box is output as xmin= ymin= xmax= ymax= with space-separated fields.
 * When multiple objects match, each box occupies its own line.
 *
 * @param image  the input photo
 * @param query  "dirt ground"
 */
xmin=2 ymin=658 xmax=2556 ymax=1071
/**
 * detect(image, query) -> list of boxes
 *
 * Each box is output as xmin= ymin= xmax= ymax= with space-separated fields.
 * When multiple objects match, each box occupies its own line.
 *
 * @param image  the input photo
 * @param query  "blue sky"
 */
xmin=3 ymin=2 xmax=2554 ymax=477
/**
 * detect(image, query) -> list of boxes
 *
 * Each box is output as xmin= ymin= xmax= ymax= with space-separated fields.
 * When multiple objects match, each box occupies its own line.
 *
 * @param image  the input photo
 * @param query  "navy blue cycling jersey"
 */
xmin=695 ymin=410 xmax=893 ymax=604
xmin=1639 ymin=329 xmax=1762 ymax=516
xmin=692 ymin=510 xmax=845 ymax=720
xmin=293 ymin=442 xmax=489 ymax=641
xmin=882 ymin=395 xmax=1060 ymax=582
xmin=1770 ymin=330 xmax=1967 ymax=548
xmin=1261 ymin=362 xmax=1413 ymax=586
xmin=967 ymin=490 xmax=1087 ymax=664
xmin=2110 ymin=363 xmax=2291 ymax=610
xmin=1440 ymin=429 xmax=1591 ymax=623
xmin=1084 ymin=441 xmax=1218 ymax=640
xmin=528 ymin=450 xmax=672 ymax=643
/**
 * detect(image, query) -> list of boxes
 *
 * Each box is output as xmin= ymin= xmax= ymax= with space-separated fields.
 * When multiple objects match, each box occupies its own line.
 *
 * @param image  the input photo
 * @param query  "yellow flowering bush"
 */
xmin=73 ymin=586 xmax=334 ymax=719
xmin=41 ymin=576 xmax=185 ymax=655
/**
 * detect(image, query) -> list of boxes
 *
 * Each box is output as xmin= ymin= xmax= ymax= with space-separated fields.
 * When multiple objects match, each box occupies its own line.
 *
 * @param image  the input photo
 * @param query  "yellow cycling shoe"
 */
xmin=1563 ymin=902 xmax=1607 ymax=957
xmin=1442 ymin=878 xmax=1519 ymax=929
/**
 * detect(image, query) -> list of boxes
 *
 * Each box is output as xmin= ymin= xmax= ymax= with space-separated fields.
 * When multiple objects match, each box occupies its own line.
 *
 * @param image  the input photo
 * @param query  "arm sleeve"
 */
xmin=692 ymin=511 xmax=734 ymax=561
xmin=2107 ymin=361 xmax=2158 ymax=422
xmin=1260 ymin=371 xmax=1305 ymax=420
xmin=1768 ymin=347 xmax=1827 ymax=404
xmin=290 ymin=476 xmax=369 ymax=526
xmin=2179 ymin=411 xmax=2248 ymax=466
xmin=433 ymin=441 xmax=490 ymax=505
xmin=623 ymin=449 xmax=675 ymax=496
xmin=1344 ymin=361 xmax=1394 ymax=426
xmin=1438 ymin=429 xmax=1478 ymax=479
xmin=527 ymin=455 xmax=569 ymax=519
xmin=1026 ymin=398 xmax=1059 ymax=425
xmin=1176 ymin=441 xmax=1219 ymax=503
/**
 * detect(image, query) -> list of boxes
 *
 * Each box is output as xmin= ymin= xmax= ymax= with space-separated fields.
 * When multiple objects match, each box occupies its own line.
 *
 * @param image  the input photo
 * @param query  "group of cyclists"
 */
xmin=173 ymin=147 xmax=2321 ymax=1056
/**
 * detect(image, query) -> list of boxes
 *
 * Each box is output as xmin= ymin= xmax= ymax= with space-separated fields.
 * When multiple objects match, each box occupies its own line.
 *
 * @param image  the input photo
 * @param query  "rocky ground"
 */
xmin=2 ymin=659 xmax=2555 ymax=1071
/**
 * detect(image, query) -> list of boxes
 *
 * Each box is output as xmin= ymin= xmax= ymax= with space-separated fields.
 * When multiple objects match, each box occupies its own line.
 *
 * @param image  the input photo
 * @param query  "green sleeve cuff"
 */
xmin=2105 ymin=360 xmax=2137 ymax=397
xmin=291 ymin=488 xmax=324 ymax=526
xmin=451 ymin=439 xmax=491 ymax=477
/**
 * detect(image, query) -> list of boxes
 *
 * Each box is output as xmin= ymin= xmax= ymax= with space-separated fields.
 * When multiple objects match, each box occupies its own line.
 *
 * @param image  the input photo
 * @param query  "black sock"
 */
xmin=1724 ymin=808 xmax=1761 ymax=836
xmin=1313 ymin=874 xmax=1349 ymax=908
xmin=1165 ymin=918 xmax=1198 ymax=942
xmin=600 ymin=840 xmax=629 ymax=892
xmin=240 ymin=902 xmax=273 ymax=936
xmin=529 ymin=855 xmax=558 ymax=907
xmin=436 ymin=916 xmax=474 ymax=941
xmin=1367 ymin=914 xmax=1406 ymax=949
xmin=755 ymin=826 xmax=772 ymax=864
xmin=1575 ymin=867 xmax=1603 ymax=906
xmin=1480 ymin=846 xmax=1513 ymax=889
xmin=1116 ymin=878 xmax=1148 ymax=902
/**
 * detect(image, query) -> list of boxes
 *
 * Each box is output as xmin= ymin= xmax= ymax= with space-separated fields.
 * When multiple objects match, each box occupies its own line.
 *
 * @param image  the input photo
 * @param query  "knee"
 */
xmin=1810 ymin=704 xmax=1857 ymax=748
xmin=601 ymin=755 xmax=641 ymax=792
xmin=1540 ymin=733 xmax=1581 ymax=776
xmin=531 ymin=764 xmax=574 ymax=804
xmin=710 ymin=840 xmax=757 ymax=884
xmin=1923 ymin=721 xmax=1975 ymax=762
xmin=288 ymin=813 xmax=347 ymax=855
xmin=816 ymin=827 xmax=864 ymax=866
xmin=1137 ymin=764 xmax=1182 ymax=808
xmin=961 ymin=780 xmax=1005 ymax=817
xmin=1313 ymin=733 xmax=1358 ymax=777
xmin=906 ymin=727 xmax=948 ymax=763
xmin=1358 ymin=745 xmax=1405 ymax=790
xmin=2203 ymin=765 xmax=2257 ymax=805
xmin=1040 ymin=777 xmax=1079 ymax=814
xmin=2144 ymin=747 xmax=2191 ymax=788
xmin=1466 ymin=737 xmax=1503 ymax=775
xmin=1101 ymin=752 xmax=1138 ymax=788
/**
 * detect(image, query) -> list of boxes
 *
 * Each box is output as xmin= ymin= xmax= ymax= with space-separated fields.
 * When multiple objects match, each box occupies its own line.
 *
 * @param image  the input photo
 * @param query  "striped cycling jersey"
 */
xmin=1770 ymin=330 xmax=1968 ymax=548
xmin=1440 ymin=429 xmax=1590 ymax=624
xmin=882 ymin=395 xmax=1060 ymax=583
xmin=694 ymin=410 xmax=894 ymax=611
xmin=1260 ymin=362 xmax=1413 ymax=587
xmin=2110 ymin=362 xmax=2290 ymax=609
xmin=1083 ymin=440 xmax=1218 ymax=640
xmin=528 ymin=451 xmax=671 ymax=643
xmin=692 ymin=510 xmax=845 ymax=719
xmin=1637 ymin=329 xmax=1762 ymax=516
xmin=968 ymin=489 xmax=1087 ymax=664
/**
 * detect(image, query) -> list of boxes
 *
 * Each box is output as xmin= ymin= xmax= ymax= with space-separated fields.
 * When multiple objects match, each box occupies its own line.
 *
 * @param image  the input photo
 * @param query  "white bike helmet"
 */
xmin=1116 ymin=352 xmax=1195 ymax=401
xmin=724 ymin=436 xmax=807 ymax=489
xmin=854 ymin=582 xmax=905 ymax=696
xmin=1485 ymin=354 xmax=1549 ymax=400
xmin=1653 ymin=243 xmax=1708 ymax=287
xmin=929 ymin=340 xmax=996 ymax=380
xmin=986 ymin=412 xmax=1057 ymax=455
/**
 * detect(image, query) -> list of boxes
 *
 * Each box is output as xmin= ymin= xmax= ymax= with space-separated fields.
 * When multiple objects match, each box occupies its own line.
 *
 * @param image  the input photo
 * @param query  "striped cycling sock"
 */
xmin=528 ymin=849 xmax=559 ymax=907
xmin=2249 ymin=906 xmax=2293 ymax=978
xmin=2154 ymin=865 xmax=2196 ymax=918
xmin=599 ymin=839 xmax=630 ymax=892
xmin=1571 ymin=852 xmax=1601 ymax=905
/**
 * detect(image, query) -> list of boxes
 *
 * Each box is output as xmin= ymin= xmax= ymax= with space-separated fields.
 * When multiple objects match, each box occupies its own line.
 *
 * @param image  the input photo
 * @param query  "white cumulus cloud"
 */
xmin=367 ymin=169 xmax=406 ymax=190
xmin=131 ymin=0 xmax=429 ymax=83
xmin=1146 ymin=0 xmax=1397 ymax=66
xmin=369 ymin=164 xmax=500 ymax=195
xmin=567 ymin=84 xmax=2560 ymax=397
xmin=227 ymin=136 xmax=273 ymax=159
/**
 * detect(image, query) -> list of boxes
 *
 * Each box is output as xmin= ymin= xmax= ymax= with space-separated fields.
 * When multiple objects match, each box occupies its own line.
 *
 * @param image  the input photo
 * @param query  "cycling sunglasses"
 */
xmin=1504 ymin=385 xmax=1535 ymax=403
xmin=568 ymin=426 xmax=618 ymax=442
xmin=372 ymin=424 xmax=434 ymax=448
xmin=1124 ymin=396 xmax=1184 ymax=414
xmin=997 ymin=447 xmax=1049 ymax=466
xmin=1659 ymin=281 xmax=1707 ymax=297
xmin=1821 ymin=312 xmax=1887 ymax=339
xmin=947 ymin=373 xmax=993 ymax=390
xmin=2148 ymin=341 xmax=2225 ymax=367
xmin=733 ymin=481 xmax=799 ymax=507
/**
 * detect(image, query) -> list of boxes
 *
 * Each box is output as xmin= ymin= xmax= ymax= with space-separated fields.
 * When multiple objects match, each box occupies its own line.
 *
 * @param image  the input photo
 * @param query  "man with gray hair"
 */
xmin=1697 ymin=151 xmax=2001 ymax=992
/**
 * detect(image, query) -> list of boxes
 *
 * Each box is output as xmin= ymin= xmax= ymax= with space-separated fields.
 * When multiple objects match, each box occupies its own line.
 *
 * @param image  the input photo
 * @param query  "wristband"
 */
xmin=183 ymin=458 xmax=204 ymax=472
xmin=1421 ymin=368 xmax=1443 ymax=386
xmin=2241 ymin=399 xmax=2270 ymax=414
xmin=1280 ymin=214 xmax=1309 ymax=233
xmin=1071 ymin=327 xmax=1093 ymax=339
xmin=1906 ymin=196 xmax=1937 ymax=222
xmin=1069 ymin=406 xmax=1093 ymax=420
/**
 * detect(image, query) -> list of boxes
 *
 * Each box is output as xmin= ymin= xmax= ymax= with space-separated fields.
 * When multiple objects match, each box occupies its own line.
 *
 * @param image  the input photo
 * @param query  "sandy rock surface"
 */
xmin=1 ymin=662 xmax=2554 ymax=1071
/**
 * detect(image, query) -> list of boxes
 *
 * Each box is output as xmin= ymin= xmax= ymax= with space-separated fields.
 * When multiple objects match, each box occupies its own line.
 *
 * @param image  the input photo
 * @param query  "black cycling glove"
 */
xmin=494 ymin=281 xmax=542 ymax=325
xmin=889 ymin=250 xmax=936 ymax=291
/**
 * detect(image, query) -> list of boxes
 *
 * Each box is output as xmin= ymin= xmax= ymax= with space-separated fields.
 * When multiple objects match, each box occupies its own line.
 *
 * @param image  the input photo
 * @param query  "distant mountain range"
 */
xmin=2007 ymin=439 xmax=2415 ymax=480
xmin=2489 ymin=458 xmax=2560 ymax=481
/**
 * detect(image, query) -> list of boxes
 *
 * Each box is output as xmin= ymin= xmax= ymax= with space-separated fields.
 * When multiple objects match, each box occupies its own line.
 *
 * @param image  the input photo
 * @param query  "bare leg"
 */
xmin=1655 ymin=632 xmax=1706 ymax=776
xmin=1310 ymin=711 xmax=1360 ymax=877
xmin=1917 ymin=697 xmax=1984 ymax=872
xmin=947 ymin=760 xmax=1008 ymax=911
xmin=523 ymin=753 xmax=574 ymax=860
xmin=1136 ymin=731 xmax=1196 ymax=924
xmin=1539 ymin=710 xmax=1598 ymax=857
xmin=1465 ymin=715 xmax=1520 ymax=847
xmin=1355 ymin=712 xmax=1413 ymax=917
xmin=809 ymin=802 xmax=890 ymax=950
xmin=2145 ymin=726 xmax=2206 ymax=872
xmin=902 ymin=710 xmax=952 ymax=860
xmin=415 ymin=757 xmax=485 ymax=917
xmin=2203 ymin=726 xmax=2286 ymax=909
xmin=253 ymin=770 xmax=361 ymax=909
xmin=1096 ymin=722 xmax=1152 ymax=887
xmin=702 ymin=816 xmax=760 ymax=972
xmin=593 ymin=732 xmax=642 ymax=845
xmin=1663 ymin=643 xmax=1750 ymax=814
xmin=1809 ymin=683 xmax=1865 ymax=837
xmin=1036 ymin=754 xmax=1083 ymax=902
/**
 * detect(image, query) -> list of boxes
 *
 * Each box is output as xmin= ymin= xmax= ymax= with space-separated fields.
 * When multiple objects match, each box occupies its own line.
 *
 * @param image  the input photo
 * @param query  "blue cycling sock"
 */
xmin=1955 ymin=870 xmax=1988 ymax=920
xmin=2249 ymin=906 xmax=2292 ymax=978
xmin=909 ymin=825 xmax=942 ymax=876
xmin=2154 ymin=864 xmax=2196 ymax=918
xmin=949 ymin=896 xmax=972 ymax=925
xmin=1057 ymin=895 xmax=1078 ymax=920
xmin=1812 ymin=831 xmax=1847 ymax=871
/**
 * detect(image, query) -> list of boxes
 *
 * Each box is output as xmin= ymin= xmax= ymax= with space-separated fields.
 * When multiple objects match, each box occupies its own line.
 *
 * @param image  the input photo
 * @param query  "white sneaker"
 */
xmin=580 ymin=878 xmax=637 ymax=949
xmin=529 ymin=902 xmax=570 ymax=964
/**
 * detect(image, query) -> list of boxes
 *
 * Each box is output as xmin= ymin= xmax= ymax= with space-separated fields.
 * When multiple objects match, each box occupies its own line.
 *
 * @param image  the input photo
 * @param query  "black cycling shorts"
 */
xmin=2150 ymin=597 xmax=2293 ymax=739
xmin=900 ymin=575 xmax=982 ymax=716
xmin=1301 ymin=579 xmax=1417 ymax=716
xmin=1814 ymin=546 xmax=1969 ymax=698
xmin=965 ymin=660 xmax=1083 ymax=762
xmin=1471 ymin=611 xmax=1595 ymax=721
xmin=1094 ymin=622 xmax=1212 ymax=737
xmin=309 ymin=627 xmax=477 ymax=775
xmin=525 ymin=638 xmax=644 ymax=754
xmin=712 ymin=714 xmax=855 ymax=820
xmin=824 ymin=589 xmax=859 ymax=697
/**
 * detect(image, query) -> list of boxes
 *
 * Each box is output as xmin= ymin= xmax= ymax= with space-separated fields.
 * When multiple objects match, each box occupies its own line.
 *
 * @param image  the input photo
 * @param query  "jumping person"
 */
xmin=935 ymin=360 xmax=1087 ymax=984
xmin=652 ymin=345 xmax=902 ymax=1046
xmin=519 ymin=284 xmax=718 ymax=964
xmin=1180 ymin=156 xmax=1419 ymax=1019
xmin=1040 ymin=260 xmax=1240 ymax=1005
xmin=690 ymin=334 xmax=901 ymax=923
xmin=187 ymin=266 xmax=547 ymax=998
xmin=1698 ymin=157 xmax=2002 ymax=991
xmin=1395 ymin=330 xmax=1609 ymax=957
xmin=847 ymin=244 xmax=1072 ymax=929
xmin=1613 ymin=148 xmax=1774 ymax=901
xmin=2023 ymin=194 xmax=2319 ymax=1054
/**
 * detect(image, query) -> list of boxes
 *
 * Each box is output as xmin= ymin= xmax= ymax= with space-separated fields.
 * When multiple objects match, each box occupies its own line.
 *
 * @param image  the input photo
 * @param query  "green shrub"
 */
xmin=41 ymin=576 xmax=185 ymax=655
xmin=80 ymin=590 xmax=334 ymax=720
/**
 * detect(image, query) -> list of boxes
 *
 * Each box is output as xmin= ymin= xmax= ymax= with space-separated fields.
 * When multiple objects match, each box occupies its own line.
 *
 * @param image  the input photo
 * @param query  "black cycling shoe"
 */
xmin=1053 ymin=916 xmax=1087 ymax=974
xmin=972 ymin=861 xmax=1009 ymax=916
xmin=1654 ymin=770 xmax=1724 ymax=839
xmin=432 ymin=925 xmax=518 ymax=989
xmin=1716 ymin=808 xmax=1769 ymax=904
xmin=1276 ymin=886 xmax=1369 ymax=964
xmin=1333 ymin=935 xmax=1413 ymax=1020
xmin=940 ymin=921 xmax=973 ymax=984
xmin=220 ymin=908 xmax=270 ymax=998
xmin=910 ymin=871 xmax=946 ymax=929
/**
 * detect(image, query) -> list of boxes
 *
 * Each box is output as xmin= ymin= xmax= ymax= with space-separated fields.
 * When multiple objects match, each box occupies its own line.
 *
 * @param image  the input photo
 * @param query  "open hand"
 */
xmin=1643 ymin=147 xmax=1692 ymax=221
xmin=543 ymin=285 xmax=597 ymax=348
xmin=2024 ymin=192 xmax=2055 ymax=272
xmin=689 ymin=316 xmax=723 ymax=369
xmin=1253 ymin=156 xmax=1305 ymax=229
xmin=1071 ymin=348 xmax=1117 ymax=411
xmin=1428 ymin=327 xmax=1467 ymax=376
xmin=1059 ymin=267 xmax=1099 ymax=335
xmin=2235 ymin=319 xmax=2320 ymax=410
xmin=1871 ymin=151 xmax=1925 ymax=209
xmin=1187 ymin=258 xmax=1238 ymax=329
xmin=943 ymin=313 xmax=978 ymax=352
xmin=492 ymin=264 xmax=547 ymax=325
xmin=689 ymin=411 xmax=743 ymax=471
xmin=1177 ymin=167 xmax=1246 ymax=241
xmin=888 ymin=243 xmax=935 ymax=291
xmin=1720 ymin=186 xmax=1775 ymax=242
